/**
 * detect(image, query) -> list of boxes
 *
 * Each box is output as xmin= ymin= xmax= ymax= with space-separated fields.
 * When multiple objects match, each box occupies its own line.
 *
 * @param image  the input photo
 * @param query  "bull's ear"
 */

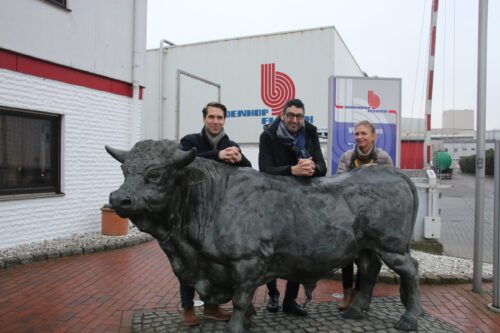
xmin=172 ymin=148 xmax=197 ymax=169
xmin=105 ymin=145 xmax=129 ymax=163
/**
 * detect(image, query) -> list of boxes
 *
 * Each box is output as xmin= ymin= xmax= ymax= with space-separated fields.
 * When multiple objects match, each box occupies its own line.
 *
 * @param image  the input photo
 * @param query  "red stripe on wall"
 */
xmin=0 ymin=50 xmax=16 ymax=70
xmin=0 ymin=48 xmax=143 ymax=99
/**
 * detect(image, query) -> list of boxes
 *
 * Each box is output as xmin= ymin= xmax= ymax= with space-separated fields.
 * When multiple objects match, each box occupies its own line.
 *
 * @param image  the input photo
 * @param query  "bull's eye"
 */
xmin=147 ymin=170 xmax=162 ymax=182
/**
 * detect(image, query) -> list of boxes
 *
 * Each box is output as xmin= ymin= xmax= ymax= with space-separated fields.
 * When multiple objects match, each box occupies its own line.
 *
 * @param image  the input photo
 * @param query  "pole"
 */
xmin=472 ymin=0 xmax=488 ymax=293
xmin=423 ymin=0 xmax=439 ymax=168
xmin=158 ymin=39 xmax=176 ymax=139
xmin=487 ymin=140 xmax=500 ymax=312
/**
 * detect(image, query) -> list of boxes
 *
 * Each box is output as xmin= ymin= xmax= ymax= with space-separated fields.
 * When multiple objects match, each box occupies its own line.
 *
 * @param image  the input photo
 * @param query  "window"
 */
xmin=0 ymin=107 xmax=62 ymax=196
xmin=44 ymin=0 xmax=67 ymax=9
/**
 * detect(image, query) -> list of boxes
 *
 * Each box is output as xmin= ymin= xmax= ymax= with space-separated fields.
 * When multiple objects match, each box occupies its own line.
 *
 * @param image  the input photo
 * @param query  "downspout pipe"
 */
xmin=131 ymin=0 xmax=147 ymax=146
xmin=158 ymin=39 xmax=176 ymax=139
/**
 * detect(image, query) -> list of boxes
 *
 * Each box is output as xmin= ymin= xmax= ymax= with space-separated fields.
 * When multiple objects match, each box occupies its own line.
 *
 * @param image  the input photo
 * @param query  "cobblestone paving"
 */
xmin=440 ymin=173 xmax=494 ymax=263
xmin=132 ymin=297 xmax=462 ymax=333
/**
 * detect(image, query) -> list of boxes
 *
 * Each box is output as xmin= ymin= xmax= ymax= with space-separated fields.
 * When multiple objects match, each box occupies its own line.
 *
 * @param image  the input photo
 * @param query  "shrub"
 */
xmin=458 ymin=148 xmax=495 ymax=176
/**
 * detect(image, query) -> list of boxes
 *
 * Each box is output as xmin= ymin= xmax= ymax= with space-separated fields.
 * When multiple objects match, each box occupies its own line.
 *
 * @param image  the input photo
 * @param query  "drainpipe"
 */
xmin=158 ymin=39 xmax=176 ymax=139
xmin=131 ymin=0 xmax=147 ymax=146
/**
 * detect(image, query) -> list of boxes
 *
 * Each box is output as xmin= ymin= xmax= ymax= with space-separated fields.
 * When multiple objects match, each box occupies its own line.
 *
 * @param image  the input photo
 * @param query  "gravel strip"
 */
xmin=381 ymin=250 xmax=493 ymax=282
xmin=0 ymin=230 xmax=493 ymax=283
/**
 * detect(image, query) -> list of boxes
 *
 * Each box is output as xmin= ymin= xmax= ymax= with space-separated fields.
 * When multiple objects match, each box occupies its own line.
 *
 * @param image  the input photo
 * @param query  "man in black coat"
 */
xmin=258 ymin=98 xmax=327 ymax=316
xmin=179 ymin=102 xmax=251 ymax=326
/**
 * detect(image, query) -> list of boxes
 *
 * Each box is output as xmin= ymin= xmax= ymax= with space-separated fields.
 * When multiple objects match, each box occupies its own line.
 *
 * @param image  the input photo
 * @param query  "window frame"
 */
xmin=0 ymin=106 xmax=63 ymax=198
xmin=43 ymin=0 xmax=70 ymax=11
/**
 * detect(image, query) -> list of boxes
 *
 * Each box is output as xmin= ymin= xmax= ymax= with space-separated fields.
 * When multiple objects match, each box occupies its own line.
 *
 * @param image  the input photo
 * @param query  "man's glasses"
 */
xmin=284 ymin=112 xmax=305 ymax=120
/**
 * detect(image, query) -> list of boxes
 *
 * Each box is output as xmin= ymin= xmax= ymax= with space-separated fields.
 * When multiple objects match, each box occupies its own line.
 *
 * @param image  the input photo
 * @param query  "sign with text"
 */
xmin=328 ymin=76 xmax=401 ymax=174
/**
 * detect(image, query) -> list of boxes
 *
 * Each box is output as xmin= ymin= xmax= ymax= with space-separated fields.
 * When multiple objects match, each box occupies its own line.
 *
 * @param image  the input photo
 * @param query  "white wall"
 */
xmin=0 ymin=0 xmax=137 ymax=83
xmin=0 ymin=70 xmax=139 ymax=249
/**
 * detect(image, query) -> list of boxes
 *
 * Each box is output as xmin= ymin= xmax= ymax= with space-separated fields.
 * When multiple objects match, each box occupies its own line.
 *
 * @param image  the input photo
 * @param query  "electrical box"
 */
xmin=424 ymin=216 xmax=441 ymax=239
xmin=425 ymin=169 xmax=437 ymax=187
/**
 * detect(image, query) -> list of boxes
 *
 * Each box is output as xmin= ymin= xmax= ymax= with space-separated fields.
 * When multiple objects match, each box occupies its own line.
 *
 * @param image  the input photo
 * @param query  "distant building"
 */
xmin=398 ymin=115 xmax=497 ymax=170
xmin=432 ymin=129 xmax=499 ymax=169
xmin=442 ymin=109 xmax=474 ymax=131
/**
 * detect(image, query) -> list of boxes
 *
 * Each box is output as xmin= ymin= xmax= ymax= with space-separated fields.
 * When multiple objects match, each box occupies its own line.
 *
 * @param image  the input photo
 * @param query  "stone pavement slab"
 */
xmin=132 ymin=297 xmax=461 ymax=333
xmin=440 ymin=173 xmax=495 ymax=263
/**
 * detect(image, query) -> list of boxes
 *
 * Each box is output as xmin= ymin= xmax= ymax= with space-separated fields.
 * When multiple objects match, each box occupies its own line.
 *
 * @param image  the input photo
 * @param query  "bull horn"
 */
xmin=105 ymin=145 xmax=129 ymax=163
xmin=172 ymin=148 xmax=197 ymax=169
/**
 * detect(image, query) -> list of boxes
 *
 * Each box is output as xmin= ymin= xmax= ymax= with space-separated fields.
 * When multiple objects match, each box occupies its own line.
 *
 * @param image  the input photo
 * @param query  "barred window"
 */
xmin=0 ymin=107 xmax=62 ymax=196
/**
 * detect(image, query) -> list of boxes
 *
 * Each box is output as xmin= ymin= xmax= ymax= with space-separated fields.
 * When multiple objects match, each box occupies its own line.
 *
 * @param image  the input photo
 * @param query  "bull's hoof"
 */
xmin=226 ymin=322 xmax=246 ymax=333
xmin=227 ymin=317 xmax=246 ymax=333
xmin=394 ymin=313 xmax=418 ymax=331
xmin=341 ymin=306 xmax=364 ymax=319
xmin=246 ymin=304 xmax=257 ymax=317
xmin=243 ymin=316 xmax=252 ymax=330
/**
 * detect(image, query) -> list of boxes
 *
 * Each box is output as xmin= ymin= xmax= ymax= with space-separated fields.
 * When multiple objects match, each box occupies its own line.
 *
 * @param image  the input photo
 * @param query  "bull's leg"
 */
xmin=227 ymin=259 xmax=264 ymax=333
xmin=379 ymin=251 xmax=422 ymax=331
xmin=227 ymin=286 xmax=256 ymax=333
xmin=342 ymin=250 xmax=381 ymax=319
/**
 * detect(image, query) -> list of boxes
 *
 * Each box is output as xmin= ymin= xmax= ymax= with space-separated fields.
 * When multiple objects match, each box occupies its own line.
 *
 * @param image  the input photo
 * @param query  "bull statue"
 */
xmin=106 ymin=139 xmax=421 ymax=332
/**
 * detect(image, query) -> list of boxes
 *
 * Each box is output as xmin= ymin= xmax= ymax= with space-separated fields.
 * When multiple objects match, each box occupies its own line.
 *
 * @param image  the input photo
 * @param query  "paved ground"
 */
xmin=1 ymin=241 xmax=499 ymax=333
xmin=133 ymin=298 xmax=461 ymax=333
xmin=440 ymin=173 xmax=495 ymax=263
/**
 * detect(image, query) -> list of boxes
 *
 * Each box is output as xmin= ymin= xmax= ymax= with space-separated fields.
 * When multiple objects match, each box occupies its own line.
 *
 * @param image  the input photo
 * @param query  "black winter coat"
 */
xmin=180 ymin=128 xmax=252 ymax=168
xmin=258 ymin=118 xmax=326 ymax=177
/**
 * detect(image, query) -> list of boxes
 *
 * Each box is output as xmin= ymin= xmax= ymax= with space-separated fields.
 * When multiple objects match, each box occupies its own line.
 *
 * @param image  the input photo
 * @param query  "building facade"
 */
xmin=0 ymin=0 xmax=147 ymax=248
xmin=442 ymin=109 xmax=474 ymax=132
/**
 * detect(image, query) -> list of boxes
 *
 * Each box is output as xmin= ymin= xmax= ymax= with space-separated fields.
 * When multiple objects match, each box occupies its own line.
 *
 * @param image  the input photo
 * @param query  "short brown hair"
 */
xmin=202 ymin=102 xmax=227 ymax=118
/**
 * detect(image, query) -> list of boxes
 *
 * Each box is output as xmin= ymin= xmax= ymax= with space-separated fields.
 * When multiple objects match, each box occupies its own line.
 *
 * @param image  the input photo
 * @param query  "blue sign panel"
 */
xmin=329 ymin=76 xmax=401 ymax=174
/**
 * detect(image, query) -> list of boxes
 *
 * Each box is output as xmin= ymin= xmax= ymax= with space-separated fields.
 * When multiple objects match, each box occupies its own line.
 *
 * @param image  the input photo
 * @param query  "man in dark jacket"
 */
xmin=258 ymin=98 xmax=327 ymax=317
xmin=179 ymin=102 xmax=251 ymax=326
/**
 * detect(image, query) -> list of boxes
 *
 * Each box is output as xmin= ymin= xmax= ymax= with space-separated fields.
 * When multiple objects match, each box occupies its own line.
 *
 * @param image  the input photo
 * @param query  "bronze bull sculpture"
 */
xmin=106 ymin=139 xmax=421 ymax=332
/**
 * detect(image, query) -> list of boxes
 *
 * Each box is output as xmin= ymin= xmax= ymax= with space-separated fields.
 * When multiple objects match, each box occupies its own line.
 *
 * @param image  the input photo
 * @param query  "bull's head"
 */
xmin=106 ymin=140 xmax=196 ymax=237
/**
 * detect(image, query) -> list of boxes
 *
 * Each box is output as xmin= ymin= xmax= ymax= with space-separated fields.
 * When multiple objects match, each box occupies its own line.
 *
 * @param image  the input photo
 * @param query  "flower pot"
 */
xmin=101 ymin=207 xmax=129 ymax=236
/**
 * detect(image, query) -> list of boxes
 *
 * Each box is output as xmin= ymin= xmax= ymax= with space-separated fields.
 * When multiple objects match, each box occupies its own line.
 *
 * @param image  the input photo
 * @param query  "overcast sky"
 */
xmin=147 ymin=0 xmax=499 ymax=130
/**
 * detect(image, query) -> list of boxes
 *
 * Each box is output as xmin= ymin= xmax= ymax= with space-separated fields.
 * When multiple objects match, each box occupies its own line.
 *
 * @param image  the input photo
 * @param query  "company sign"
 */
xmin=225 ymin=63 xmax=313 ymax=126
xmin=328 ymin=76 xmax=401 ymax=174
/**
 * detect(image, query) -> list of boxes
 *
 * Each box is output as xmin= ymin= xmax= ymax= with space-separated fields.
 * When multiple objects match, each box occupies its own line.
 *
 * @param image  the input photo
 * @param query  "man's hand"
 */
xmin=291 ymin=158 xmax=315 ymax=176
xmin=218 ymin=146 xmax=242 ymax=164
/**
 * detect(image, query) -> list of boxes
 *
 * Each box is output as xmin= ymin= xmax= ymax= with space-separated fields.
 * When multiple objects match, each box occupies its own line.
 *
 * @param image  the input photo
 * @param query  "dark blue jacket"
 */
xmin=180 ymin=128 xmax=252 ymax=168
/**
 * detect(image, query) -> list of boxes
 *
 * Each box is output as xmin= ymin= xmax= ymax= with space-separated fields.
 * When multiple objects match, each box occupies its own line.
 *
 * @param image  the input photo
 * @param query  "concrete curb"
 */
xmin=329 ymin=269 xmax=492 ymax=284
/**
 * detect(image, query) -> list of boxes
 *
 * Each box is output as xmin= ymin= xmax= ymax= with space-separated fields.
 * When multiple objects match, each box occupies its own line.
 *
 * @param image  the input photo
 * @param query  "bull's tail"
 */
xmin=302 ymin=281 xmax=317 ymax=308
xmin=398 ymin=171 xmax=419 ymax=253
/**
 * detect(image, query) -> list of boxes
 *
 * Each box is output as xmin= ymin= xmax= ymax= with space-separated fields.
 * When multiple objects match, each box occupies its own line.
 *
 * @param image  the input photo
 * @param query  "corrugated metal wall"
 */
xmin=401 ymin=140 xmax=423 ymax=169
